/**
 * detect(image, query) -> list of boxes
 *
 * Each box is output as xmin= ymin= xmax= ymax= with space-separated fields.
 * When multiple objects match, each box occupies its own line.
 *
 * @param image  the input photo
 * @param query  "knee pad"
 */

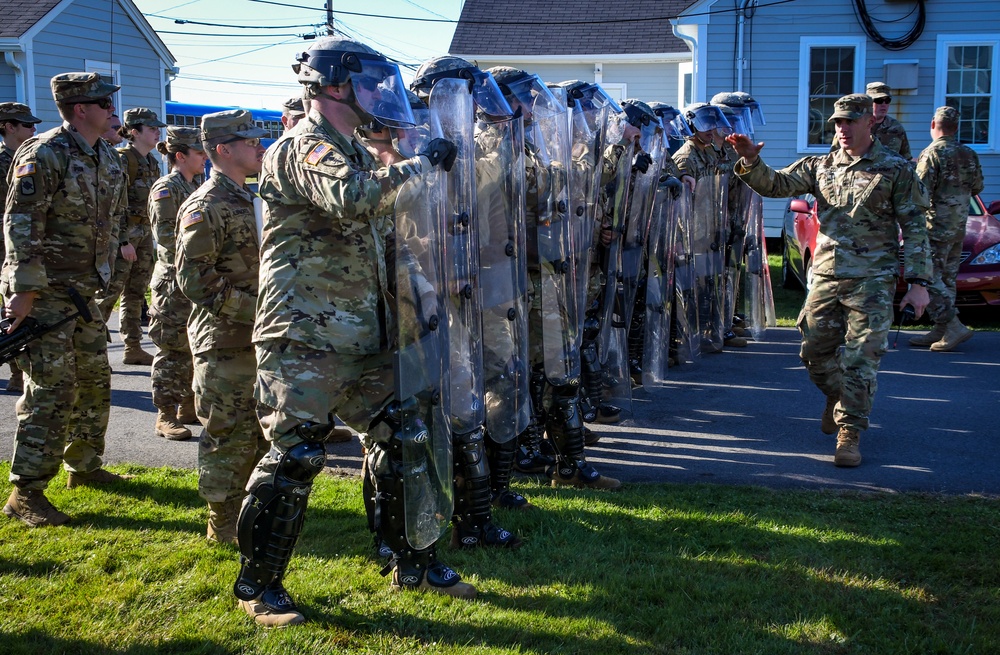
xmin=453 ymin=428 xmax=492 ymax=533
xmin=234 ymin=440 xmax=326 ymax=601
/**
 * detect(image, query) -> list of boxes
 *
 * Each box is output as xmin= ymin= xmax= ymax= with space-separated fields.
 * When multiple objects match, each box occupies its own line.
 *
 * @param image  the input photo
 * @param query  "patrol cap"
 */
xmin=201 ymin=109 xmax=268 ymax=144
xmin=828 ymin=94 xmax=873 ymax=122
xmin=50 ymin=72 xmax=120 ymax=104
xmin=123 ymin=107 xmax=166 ymax=128
xmin=933 ymin=105 xmax=960 ymax=129
xmin=165 ymin=126 xmax=205 ymax=151
xmin=282 ymin=96 xmax=305 ymax=117
xmin=0 ymin=102 xmax=41 ymax=124
xmin=865 ymin=82 xmax=891 ymax=100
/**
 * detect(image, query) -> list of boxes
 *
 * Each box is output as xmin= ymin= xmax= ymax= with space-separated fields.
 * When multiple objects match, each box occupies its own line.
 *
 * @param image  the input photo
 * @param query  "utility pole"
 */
xmin=326 ymin=1 xmax=334 ymax=35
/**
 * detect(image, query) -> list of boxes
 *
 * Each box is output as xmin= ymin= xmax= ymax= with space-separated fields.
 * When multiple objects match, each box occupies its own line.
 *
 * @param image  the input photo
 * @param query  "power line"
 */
xmin=149 ymin=14 xmax=316 ymax=29
xmin=159 ymin=29 xmax=314 ymax=37
xmin=182 ymin=36 xmax=302 ymax=68
xmin=243 ymin=0 xmax=801 ymax=25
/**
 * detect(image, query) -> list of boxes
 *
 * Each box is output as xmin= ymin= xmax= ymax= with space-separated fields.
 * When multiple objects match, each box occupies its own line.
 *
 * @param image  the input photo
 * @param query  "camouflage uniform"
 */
xmin=673 ymin=137 xmax=722 ymax=182
xmin=737 ymin=139 xmax=931 ymax=432
xmin=148 ymin=169 xmax=197 ymax=408
xmin=915 ymin=134 xmax=984 ymax=324
xmin=95 ymin=143 xmax=159 ymax=347
xmin=248 ymin=107 xmax=425 ymax=483
xmin=175 ymin=169 xmax=266 ymax=503
xmin=2 ymin=120 xmax=126 ymax=489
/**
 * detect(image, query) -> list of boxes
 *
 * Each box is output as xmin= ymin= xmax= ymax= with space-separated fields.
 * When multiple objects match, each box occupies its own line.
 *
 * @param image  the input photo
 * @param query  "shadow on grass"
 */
xmin=0 ymin=629 xmax=235 ymax=655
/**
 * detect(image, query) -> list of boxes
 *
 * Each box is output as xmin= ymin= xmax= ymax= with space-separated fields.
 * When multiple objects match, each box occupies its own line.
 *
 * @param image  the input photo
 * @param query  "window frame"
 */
xmin=935 ymin=34 xmax=1000 ymax=154
xmin=797 ymin=36 xmax=867 ymax=154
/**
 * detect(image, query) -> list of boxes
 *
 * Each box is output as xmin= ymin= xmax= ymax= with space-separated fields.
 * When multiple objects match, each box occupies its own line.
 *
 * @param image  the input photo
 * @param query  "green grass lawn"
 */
xmin=1 ymin=465 xmax=998 ymax=654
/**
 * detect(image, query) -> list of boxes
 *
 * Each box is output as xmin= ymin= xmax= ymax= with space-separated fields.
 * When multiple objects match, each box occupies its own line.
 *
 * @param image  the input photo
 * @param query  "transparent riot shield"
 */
xmin=672 ymin=184 xmax=699 ymax=364
xmin=692 ymin=173 xmax=728 ymax=353
xmin=723 ymin=178 xmax=754 ymax=338
xmin=476 ymin=113 xmax=531 ymax=442
xmin=394 ymin=152 xmax=452 ymax=552
xmin=430 ymin=78 xmax=485 ymax=439
xmin=530 ymin=95 xmax=579 ymax=386
xmin=596 ymin=124 xmax=635 ymax=414
xmin=642 ymin=179 xmax=681 ymax=389
xmin=621 ymin=134 xmax=664 ymax=339
xmin=743 ymin=192 xmax=776 ymax=341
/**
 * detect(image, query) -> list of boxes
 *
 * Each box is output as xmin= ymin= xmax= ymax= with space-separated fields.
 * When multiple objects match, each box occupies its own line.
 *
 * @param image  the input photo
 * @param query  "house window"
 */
xmin=936 ymin=35 xmax=999 ymax=150
xmin=678 ymin=62 xmax=692 ymax=108
xmin=84 ymin=60 xmax=122 ymax=115
xmin=797 ymin=37 xmax=866 ymax=152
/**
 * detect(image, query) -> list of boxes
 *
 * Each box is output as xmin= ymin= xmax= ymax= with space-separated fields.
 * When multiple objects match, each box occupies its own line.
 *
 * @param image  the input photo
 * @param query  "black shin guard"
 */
xmin=452 ymin=428 xmax=520 ymax=548
xmin=486 ymin=432 xmax=529 ymax=509
xmin=234 ymin=440 xmax=326 ymax=603
xmin=546 ymin=385 xmax=601 ymax=483
xmin=515 ymin=366 xmax=554 ymax=473
xmin=579 ymin=313 xmax=604 ymax=421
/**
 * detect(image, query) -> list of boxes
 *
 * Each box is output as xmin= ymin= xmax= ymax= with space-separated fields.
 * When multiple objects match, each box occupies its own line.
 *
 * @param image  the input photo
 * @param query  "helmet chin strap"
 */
xmin=318 ymin=83 xmax=374 ymax=125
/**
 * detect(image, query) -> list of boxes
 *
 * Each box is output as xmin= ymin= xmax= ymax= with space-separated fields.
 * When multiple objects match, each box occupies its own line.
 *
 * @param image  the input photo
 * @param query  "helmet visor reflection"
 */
xmin=471 ymin=72 xmax=513 ymax=117
xmin=505 ymin=74 xmax=564 ymax=119
xmin=351 ymin=56 xmax=416 ymax=128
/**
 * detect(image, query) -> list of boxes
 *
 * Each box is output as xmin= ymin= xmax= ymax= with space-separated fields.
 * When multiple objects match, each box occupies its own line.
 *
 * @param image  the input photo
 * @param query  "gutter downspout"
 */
xmin=736 ymin=0 xmax=755 ymax=92
xmin=3 ymin=51 xmax=26 ymax=103
xmin=671 ymin=19 xmax=699 ymax=101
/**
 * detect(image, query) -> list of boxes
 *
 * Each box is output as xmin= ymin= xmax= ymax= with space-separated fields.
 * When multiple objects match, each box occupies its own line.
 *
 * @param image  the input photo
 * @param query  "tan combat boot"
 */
xmin=909 ymin=323 xmax=946 ymax=347
xmin=6 ymin=362 xmax=23 ymax=393
xmin=834 ymin=427 xmax=862 ymax=467
xmin=155 ymin=408 xmax=192 ymax=441
xmin=821 ymin=396 xmax=839 ymax=435
xmin=66 ymin=468 xmax=134 ymax=489
xmin=390 ymin=560 xmax=478 ymax=600
xmin=122 ymin=343 xmax=154 ymax=365
xmin=207 ymin=498 xmax=241 ymax=545
xmin=177 ymin=397 xmax=199 ymax=425
xmin=3 ymin=488 xmax=70 ymax=527
xmin=930 ymin=317 xmax=973 ymax=352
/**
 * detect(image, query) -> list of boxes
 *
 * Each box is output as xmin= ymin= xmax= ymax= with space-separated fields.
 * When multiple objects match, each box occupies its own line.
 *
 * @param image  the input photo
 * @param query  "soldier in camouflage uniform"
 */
xmin=280 ymin=96 xmax=305 ymax=131
xmin=911 ymin=106 xmax=984 ymax=352
xmin=232 ymin=37 xmax=471 ymax=628
xmin=95 ymin=107 xmax=165 ymax=366
xmin=831 ymin=82 xmax=911 ymax=160
xmin=148 ymin=127 xmax=207 ymax=441
xmin=175 ymin=111 xmax=268 ymax=545
xmin=0 ymin=101 xmax=41 ymax=394
xmin=729 ymin=94 xmax=932 ymax=468
xmin=2 ymin=72 xmax=131 ymax=528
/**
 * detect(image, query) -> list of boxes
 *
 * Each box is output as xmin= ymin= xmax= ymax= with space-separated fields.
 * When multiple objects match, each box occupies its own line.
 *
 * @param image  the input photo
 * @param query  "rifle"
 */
xmin=0 ymin=288 xmax=93 ymax=366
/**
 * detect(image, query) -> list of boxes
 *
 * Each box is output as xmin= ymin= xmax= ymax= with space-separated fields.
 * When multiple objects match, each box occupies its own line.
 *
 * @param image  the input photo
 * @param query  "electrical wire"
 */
xmin=851 ymin=0 xmax=925 ymax=51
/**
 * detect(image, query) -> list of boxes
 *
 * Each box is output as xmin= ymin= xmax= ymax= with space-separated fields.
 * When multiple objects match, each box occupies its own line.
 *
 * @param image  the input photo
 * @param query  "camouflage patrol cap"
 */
xmin=828 ymin=94 xmax=873 ymax=122
xmin=165 ymin=126 xmax=205 ymax=151
xmin=282 ymin=96 xmax=305 ymax=117
xmin=122 ymin=107 xmax=166 ymax=128
xmin=0 ymin=102 xmax=41 ymax=124
xmin=865 ymin=82 xmax=891 ymax=100
xmin=933 ymin=105 xmax=960 ymax=129
xmin=201 ymin=109 xmax=268 ymax=144
xmin=50 ymin=72 xmax=120 ymax=104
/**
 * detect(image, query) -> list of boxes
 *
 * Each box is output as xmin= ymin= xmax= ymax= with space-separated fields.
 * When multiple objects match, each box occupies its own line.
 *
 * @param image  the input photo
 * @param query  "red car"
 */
xmin=780 ymin=194 xmax=1000 ymax=308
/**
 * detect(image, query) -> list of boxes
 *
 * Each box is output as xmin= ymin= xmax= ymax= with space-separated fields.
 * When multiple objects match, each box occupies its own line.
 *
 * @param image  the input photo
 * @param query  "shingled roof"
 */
xmin=450 ymin=0 xmax=697 ymax=56
xmin=0 ymin=0 xmax=62 ymax=39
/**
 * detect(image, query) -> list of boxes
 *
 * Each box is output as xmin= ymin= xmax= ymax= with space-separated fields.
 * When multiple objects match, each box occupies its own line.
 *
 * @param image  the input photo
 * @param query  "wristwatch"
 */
xmin=908 ymin=279 xmax=929 ymax=287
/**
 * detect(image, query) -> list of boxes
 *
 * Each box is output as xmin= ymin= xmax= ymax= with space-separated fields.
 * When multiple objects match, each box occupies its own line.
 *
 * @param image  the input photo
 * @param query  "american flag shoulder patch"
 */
xmin=181 ymin=211 xmax=204 ymax=229
xmin=15 ymin=162 xmax=35 ymax=178
xmin=153 ymin=188 xmax=171 ymax=201
xmin=305 ymin=142 xmax=333 ymax=166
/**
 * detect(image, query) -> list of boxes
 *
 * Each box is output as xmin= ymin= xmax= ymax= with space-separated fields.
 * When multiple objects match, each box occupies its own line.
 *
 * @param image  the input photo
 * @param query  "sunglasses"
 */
xmin=10 ymin=121 xmax=36 ymax=129
xmin=222 ymin=136 xmax=261 ymax=147
xmin=79 ymin=97 xmax=114 ymax=109
xmin=873 ymin=97 xmax=892 ymax=105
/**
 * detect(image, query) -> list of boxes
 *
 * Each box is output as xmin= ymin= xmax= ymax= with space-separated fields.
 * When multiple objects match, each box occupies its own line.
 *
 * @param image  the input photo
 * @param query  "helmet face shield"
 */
xmin=504 ymin=74 xmax=563 ymax=121
xmin=689 ymin=105 xmax=732 ymax=134
xmin=350 ymin=55 xmax=415 ymax=128
xmin=393 ymin=106 xmax=432 ymax=159
xmin=471 ymin=72 xmax=513 ymax=118
xmin=585 ymin=84 xmax=623 ymax=114
xmin=748 ymin=100 xmax=766 ymax=127
xmin=638 ymin=118 xmax=662 ymax=153
xmin=667 ymin=114 xmax=693 ymax=140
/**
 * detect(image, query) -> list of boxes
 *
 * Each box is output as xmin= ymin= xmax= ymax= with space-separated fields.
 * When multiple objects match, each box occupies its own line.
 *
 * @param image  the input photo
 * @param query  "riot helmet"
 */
xmin=293 ymin=36 xmax=414 ymax=128
xmin=710 ymin=92 xmax=752 ymax=136
xmin=734 ymin=91 xmax=767 ymax=128
xmin=555 ymin=80 xmax=623 ymax=114
xmin=649 ymin=101 xmax=692 ymax=141
xmin=682 ymin=102 xmax=732 ymax=135
xmin=486 ymin=66 xmax=563 ymax=125
xmin=412 ymin=56 xmax=511 ymax=119
xmin=621 ymin=98 xmax=662 ymax=152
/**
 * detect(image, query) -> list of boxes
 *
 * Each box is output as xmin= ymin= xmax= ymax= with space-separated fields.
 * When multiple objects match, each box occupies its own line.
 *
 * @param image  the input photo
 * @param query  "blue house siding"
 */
xmin=687 ymin=0 xmax=1000 ymax=233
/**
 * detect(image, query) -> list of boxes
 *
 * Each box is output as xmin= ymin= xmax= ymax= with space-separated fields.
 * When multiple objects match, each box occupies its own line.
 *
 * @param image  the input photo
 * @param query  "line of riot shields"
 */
xmin=386 ymin=69 xmax=775 ymax=550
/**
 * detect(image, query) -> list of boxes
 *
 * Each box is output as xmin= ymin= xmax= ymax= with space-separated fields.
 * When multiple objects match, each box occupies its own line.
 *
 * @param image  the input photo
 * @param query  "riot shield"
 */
xmin=743 ymin=192 xmax=776 ymax=341
xmin=621 ymin=134 xmax=664 ymax=332
xmin=430 ymin=78 xmax=485 ymax=439
xmin=692 ymin=172 xmax=728 ymax=353
xmin=476 ymin=113 xmax=531 ymax=442
xmin=672 ymin=184 xmax=699 ymax=364
xmin=529 ymin=89 xmax=579 ymax=386
xmin=595 ymin=120 xmax=635 ymax=414
xmin=723 ymin=179 xmax=755 ymax=338
xmin=642 ymin=178 xmax=683 ymax=389
xmin=393 ymin=138 xmax=452 ymax=552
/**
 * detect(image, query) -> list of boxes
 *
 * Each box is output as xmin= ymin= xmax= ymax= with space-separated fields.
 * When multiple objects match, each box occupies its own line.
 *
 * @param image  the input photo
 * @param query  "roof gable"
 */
xmin=450 ymin=0 xmax=697 ymax=56
xmin=0 ymin=0 xmax=63 ymax=38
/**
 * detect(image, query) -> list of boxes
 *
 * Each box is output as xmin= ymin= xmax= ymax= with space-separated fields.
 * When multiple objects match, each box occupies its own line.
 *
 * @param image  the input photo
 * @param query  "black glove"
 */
xmin=421 ymin=138 xmax=458 ymax=172
xmin=659 ymin=175 xmax=682 ymax=199
xmin=632 ymin=152 xmax=653 ymax=174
